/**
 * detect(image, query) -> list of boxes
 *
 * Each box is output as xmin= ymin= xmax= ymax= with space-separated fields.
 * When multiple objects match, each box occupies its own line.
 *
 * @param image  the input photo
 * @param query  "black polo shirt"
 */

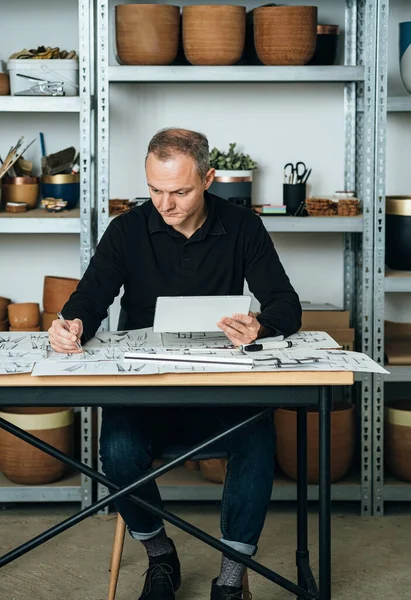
xmin=63 ymin=192 xmax=302 ymax=342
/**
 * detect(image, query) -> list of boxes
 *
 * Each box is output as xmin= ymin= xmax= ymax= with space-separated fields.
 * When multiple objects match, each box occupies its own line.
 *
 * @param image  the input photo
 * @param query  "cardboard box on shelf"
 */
xmin=301 ymin=310 xmax=350 ymax=330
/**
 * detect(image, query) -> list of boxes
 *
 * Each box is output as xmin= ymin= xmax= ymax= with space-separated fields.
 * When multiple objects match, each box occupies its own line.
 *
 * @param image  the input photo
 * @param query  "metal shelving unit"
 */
xmin=373 ymin=0 xmax=411 ymax=514
xmin=95 ymin=0 xmax=378 ymax=515
xmin=0 ymin=0 xmax=93 ymax=509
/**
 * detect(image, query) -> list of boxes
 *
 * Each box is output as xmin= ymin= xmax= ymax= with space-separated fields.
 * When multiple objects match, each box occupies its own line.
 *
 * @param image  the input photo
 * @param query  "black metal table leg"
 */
xmin=319 ymin=386 xmax=332 ymax=600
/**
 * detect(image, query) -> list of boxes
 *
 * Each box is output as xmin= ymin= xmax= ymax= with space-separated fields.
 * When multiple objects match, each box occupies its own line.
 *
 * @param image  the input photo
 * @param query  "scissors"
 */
xmin=284 ymin=161 xmax=308 ymax=184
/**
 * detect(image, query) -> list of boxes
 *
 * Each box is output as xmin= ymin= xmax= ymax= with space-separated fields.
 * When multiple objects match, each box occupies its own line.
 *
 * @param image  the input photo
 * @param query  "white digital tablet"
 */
xmin=153 ymin=296 xmax=252 ymax=333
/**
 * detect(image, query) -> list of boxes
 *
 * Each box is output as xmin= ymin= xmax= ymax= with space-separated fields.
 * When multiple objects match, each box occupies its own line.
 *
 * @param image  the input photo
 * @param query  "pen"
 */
xmin=242 ymin=340 xmax=294 ymax=352
xmin=57 ymin=312 xmax=83 ymax=352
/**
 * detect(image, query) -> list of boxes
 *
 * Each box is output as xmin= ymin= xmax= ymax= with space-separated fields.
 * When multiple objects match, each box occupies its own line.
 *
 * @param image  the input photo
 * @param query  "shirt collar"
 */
xmin=148 ymin=192 xmax=226 ymax=239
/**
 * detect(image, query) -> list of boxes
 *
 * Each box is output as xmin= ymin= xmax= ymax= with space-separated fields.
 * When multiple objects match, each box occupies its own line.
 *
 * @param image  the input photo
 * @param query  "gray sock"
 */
xmin=216 ymin=554 xmax=246 ymax=588
xmin=141 ymin=528 xmax=174 ymax=557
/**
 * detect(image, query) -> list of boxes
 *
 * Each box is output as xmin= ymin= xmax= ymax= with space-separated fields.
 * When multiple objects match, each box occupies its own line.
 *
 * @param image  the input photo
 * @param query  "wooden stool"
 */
xmin=108 ymin=513 xmax=251 ymax=599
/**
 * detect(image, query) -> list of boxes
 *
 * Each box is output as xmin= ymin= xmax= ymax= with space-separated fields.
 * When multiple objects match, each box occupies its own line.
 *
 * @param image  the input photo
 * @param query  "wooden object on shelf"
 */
xmin=385 ymin=320 xmax=411 ymax=365
xmin=0 ymin=407 xmax=74 ymax=484
xmin=2 ymin=177 xmax=39 ymax=209
xmin=385 ymin=402 xmax=411 ymax=482
xmin=0 ymin=296 xmax=11 ymax=321
xmin=5 ymin=202 xmax=27 ymax=213
xmin=115 ymin=4 xmax=180 ymax=66
xmin=305 ymin=198 xmax=337 ymax=216
xmin=275 ymin=405 xmax=355 ymax=483
xmin=43 ymin=275 xmax=80 ymax=313
xmin=41 ymin=311 xmax=58 ymax=331
xmin=199 ymin=458 xmax=227 ymax=483
xmin=337 ymin=198 xmax=360 ymax=216
xmin=183 ymin=5 xmax=246 ymax=66
xmin=254 ymin=6 xmax=317 ymax=66
xmin=7 ymin=302 xmax=40 ymax=329
xmin=0 ymin=73 xmax=10 ymax=95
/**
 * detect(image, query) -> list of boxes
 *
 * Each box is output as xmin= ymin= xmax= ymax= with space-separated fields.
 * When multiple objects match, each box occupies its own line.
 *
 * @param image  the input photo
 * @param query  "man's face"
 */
xmin=146 ymin=153 xmax=213 ymax=227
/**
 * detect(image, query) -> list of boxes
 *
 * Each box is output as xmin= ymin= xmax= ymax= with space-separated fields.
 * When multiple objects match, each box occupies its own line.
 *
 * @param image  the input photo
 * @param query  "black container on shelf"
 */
xmin=283 ymin=183 xmax=306 ymax=216
xmin=210 ymin=172 xmax=253 ymax=208
xmin=385 ymin=196 xmax=411 ymax=270
xmin=309 ymin=24 xmax=340 ymax=66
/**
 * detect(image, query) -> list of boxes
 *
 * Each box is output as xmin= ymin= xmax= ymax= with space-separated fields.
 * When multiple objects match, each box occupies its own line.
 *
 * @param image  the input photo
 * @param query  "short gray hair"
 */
xmin=146 ymin=128 xmax=210 ymax=180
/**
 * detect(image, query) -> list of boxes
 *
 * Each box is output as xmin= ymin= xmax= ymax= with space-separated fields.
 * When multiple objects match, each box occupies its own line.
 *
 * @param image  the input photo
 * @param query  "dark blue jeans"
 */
xmin=100 ymin=406 xmax=276 ymax=556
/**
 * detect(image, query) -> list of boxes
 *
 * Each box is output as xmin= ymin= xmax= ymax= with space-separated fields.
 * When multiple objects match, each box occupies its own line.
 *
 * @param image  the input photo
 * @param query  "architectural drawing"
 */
xmin=32 ymin=360 xmax=159 ymax=377
xmin=0 ymin=362 xmax=34 ymax=375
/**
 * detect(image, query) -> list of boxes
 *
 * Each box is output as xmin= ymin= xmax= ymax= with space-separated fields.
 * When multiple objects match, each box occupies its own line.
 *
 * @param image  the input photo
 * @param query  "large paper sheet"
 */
xmin=32 ymin=360 xmax=159 ymax=377
xmin=0 ymin=362 xmax=34 ymax=375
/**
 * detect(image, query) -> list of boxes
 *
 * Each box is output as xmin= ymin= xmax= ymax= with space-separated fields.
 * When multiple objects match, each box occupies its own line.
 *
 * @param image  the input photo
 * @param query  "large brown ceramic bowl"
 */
xmin=9 ymin=325 xmax=40 ymax=332
xmin=385 ymin=401 xmax=411 ymax=481
xmin=115 ymin=4 xmax=180 ymax=65
xmin=43 ymin=276 xmax=80 ymax=314
xmin=275 ymin=405 xmax=355 ymax=483
xmin=41 ymin=311 xmax=58 ymax=332
xmin=0 ymin=73 xmax=10 ymax=96
xmin=183 ymin=5 xmax=246 ymax=66
xmin=0 ymin=319 xmax=9 ymax=332
xmin=254 ymin=6 xmax=317 ymax=65
xmin=7 ymin=302 xmax=40 ymax=329
xmin=2 ymin=177 xmax=40 ymax=209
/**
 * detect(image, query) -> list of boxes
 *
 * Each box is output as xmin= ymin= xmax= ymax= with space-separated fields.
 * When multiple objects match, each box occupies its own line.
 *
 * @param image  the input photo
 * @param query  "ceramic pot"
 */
xmin=400 ymin=21 xmax=411 ymax=94
xmin=184 ymin=460 xmax=200 ymax=471
xmin=43 ymin=276 xmax=80 ymax=313
xmin=199 ymin=458 xmax=227 ymax=483
xmin=0 ymin=73 xmax=10 ymax=95
xmin=309 ymin=25 xmax=340 ymax=65
xmin=183 ymin=5 xmax=246 ymax=66
xmin=0 ymin=407 xmax=74 ymax=484
xmin=209 ymin=170 xmax=253 ymax=208
xmin=2 ymin=176 xmax=39 ymax=209
xmin=0 ymin=297 xmax=11 ymax=321
xmin=0 ymin=319 xmax=9 ymax=332
xmin=9 ymin=325 xmax=40 ymax=332
xmin=41 ymin=174 xmax=80 ymax=210
xmin=41 ymin=311 xmax=58 ymax=331
xmin=385 ymin=197 xmax=411 ymax=270
xmin=275 ymin=405 xmax=355 ymax=484
xmin=115 ymin=4 xmax=180 ymax=66
xmin=385 ymin=401 xmax=411 ymax=481
xmin=254 ymin=6 xmax=317 ymax=66
xmin=7 ymin=302 xmax=40 ymax=329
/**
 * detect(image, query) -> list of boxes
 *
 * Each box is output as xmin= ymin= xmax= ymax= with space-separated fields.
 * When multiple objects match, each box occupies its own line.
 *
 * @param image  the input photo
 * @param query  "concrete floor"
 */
xmin=0 ymin=503 xmax=410 ymax=600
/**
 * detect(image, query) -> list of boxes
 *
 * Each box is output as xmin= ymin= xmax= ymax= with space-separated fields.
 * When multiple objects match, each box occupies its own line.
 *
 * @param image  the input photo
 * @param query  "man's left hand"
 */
xmin=217 ymin=312 xmax=261 ymax=346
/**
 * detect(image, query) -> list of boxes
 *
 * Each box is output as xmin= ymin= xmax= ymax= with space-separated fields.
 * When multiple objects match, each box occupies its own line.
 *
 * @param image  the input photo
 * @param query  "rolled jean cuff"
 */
xmin=129 ymin=524 xmax=164 ymax=541
xmin=220 ymin=537 xmax=256 ymax=556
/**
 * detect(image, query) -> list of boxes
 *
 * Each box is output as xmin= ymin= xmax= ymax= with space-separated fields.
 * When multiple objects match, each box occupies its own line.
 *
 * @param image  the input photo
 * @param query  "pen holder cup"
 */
xmin=283 ymin=183 xmax=306 ymax=216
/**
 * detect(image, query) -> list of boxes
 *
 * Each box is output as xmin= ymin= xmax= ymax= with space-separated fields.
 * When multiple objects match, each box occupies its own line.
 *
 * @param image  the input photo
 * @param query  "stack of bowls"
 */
xmin=115 ymin=4 xmax=180 ymax=65
xmin=7 ymin=303 xmax=40 ymax=332
xmin=183 ymin=5 xmax=246 ymax=66
xmin=254 ymin=5 xmax=317 ymax=65
xmin=42 ymin=275 xmax=80 ymax=329
xmin=2 ymin=176 xmax=40 ymax=210
xmin=40 ymin=174 xmax=80 ymax=210
xmin=0 ymin=297 xmax=11 ymax=331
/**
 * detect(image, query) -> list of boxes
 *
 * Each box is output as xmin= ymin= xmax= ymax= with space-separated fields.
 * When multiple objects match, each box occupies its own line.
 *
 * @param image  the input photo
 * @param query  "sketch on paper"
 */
xmin=286 ymin=331 xmax=341 ymax=349
xmin=0 ymin=332 xmax=48 ymax=361
xmin=32 ymin=360 xmax=159 ymax=377
xmin=0 ymin=362 xmax=34 ymax=375
xmin=85 ymin=328 xmax=162 ymax=349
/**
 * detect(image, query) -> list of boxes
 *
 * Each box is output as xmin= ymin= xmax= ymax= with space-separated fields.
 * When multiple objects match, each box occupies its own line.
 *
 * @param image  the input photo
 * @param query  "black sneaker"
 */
xmin=210 ymin=578 xmax=245 ymax=600
xmin=138 ymin=539 xmax=181 ymax=599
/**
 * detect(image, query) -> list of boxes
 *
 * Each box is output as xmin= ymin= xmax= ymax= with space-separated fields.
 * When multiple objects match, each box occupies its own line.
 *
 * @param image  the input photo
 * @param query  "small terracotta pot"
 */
xmin=385 ymin=401 xmax=411 ymax=481
xmin=254 ymin=6 xmax=317 ymax=66
xmin=183 ymin=5 xmax=246 ymax=66
xmin=0 ymin=296 xmax=11 ymax=321
xmin=275 ymin=405 xmax=355 ymax=484
xmin=7 ymin=302 xmax=40 ymax=329
xmin=0 ymin=73 xmax=10 ymax=96
xmin=0 ymin=407 xmax=74 ymax=484
xmin=9 ymin=325 xmax=40 ymax=332
xmin=184 ymin=460 xmax=200 ymax=471
xmin=199 ymin=458 xmax=227 ymax=483
xmin=41 ymin=311 xmax=58 ymax=331
xmin=0 ymin=319 xmax=9 ymax=332
xmin=116 ymin=4 xmax=180 ymax=66
xmin=43 ymin=276 xmax=80 ymax=313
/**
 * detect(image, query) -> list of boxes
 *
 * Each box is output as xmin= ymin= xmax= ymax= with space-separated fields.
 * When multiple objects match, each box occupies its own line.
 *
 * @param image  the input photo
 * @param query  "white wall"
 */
xmin=0 ymin=0 xmax=410 ymax=324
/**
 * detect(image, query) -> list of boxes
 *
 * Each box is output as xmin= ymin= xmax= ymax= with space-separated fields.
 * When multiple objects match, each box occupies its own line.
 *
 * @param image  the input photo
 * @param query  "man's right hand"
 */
xmin=48 ymin=318 xmax=84 ymax=354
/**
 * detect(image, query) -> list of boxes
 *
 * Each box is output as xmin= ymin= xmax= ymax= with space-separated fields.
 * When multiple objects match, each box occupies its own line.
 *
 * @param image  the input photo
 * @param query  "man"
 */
xmin=49 ymin=128 xmax=301 ymax=600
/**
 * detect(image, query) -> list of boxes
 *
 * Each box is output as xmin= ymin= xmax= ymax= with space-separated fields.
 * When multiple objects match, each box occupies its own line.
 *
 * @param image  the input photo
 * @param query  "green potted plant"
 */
xmin=209 ymin=143 xmax=257 ymax=208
